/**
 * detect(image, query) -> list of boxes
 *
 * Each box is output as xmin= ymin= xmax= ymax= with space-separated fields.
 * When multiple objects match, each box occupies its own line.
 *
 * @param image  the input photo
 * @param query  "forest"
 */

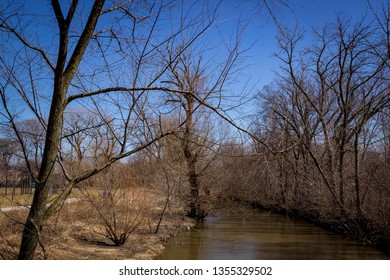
xmin=0 ymin=0 xmax=389 ymax=259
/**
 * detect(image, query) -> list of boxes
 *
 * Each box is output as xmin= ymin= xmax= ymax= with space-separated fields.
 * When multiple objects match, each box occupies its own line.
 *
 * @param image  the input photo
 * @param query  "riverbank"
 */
xmin=2 ymin=190 xmax=389 ymax=259
xmin=0 ymin=188 xmax=195 ymax=260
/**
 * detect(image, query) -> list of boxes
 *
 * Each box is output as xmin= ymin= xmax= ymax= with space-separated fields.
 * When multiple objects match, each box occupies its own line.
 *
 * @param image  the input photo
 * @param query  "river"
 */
xmin=156 ymin=210 xmax=389 ymax=259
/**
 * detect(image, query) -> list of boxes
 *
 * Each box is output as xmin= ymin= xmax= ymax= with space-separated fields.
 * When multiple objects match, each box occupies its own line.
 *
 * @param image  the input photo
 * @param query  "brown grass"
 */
xmin=0 ymin=192 xmax=34 ymax=208
xmin=0 ymin=187 xmax=194 ymax=260
xmin=0 ymin=187 xmax=85 ymax=208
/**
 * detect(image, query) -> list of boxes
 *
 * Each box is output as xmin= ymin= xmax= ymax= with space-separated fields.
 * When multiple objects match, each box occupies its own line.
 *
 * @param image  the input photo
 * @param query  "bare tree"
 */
xmin=259 ymin=6 xmax=390 ymax=221
xmin=160 ymin=40 xmax=242 ymax=219
xmin=0 ymin=138 xmax=18 ymax=195
xmin=0 ymin=0 xmax=222 ymax=259
xmin=163 ymin=53 xmax=207 ymax=220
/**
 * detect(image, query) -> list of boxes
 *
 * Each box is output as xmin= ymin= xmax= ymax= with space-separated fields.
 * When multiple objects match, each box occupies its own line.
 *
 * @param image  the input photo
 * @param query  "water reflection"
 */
xmin=157 ymin=211 xmax=389 ymax=260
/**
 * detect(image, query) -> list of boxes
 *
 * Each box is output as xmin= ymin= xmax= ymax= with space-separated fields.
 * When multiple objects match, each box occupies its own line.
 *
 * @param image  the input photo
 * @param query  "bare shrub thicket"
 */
xmin=139 ymin=133 xmax=188 ymax=233
xmin=77 ymin=163 xmax=148 ymax=246
xmin=0 ymin=210 xmax=26 ymax=259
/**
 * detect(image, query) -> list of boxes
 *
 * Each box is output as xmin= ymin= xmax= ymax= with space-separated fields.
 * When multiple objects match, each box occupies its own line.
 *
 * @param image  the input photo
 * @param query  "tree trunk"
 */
xmin=354 ymin=133 xmax=363 ymax=217
xmin=186 ymin=153 xmax=204 ymax=220
xmin=183 ymin=94 xmax=205 ymax=221
xmin=17 ymin=0 xmax=105 ymax=259
xmin=338 ymin=132 xmax=346 ymax=207
xmin=18 ymin=83 xmax=66 ymax=259
xmin=18 ymin=183 xmax=49 ymax=259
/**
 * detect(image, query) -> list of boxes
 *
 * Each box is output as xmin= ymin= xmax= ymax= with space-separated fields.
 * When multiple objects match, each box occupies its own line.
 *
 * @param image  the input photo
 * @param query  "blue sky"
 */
xmin=6 ymin=0 xmax=382 ymax=94
xmin=218 ymin=0 xmax=382 ymax=86
xmin=0 ymin=0 xmax=385 ymax=128
xmin=206 ymin=0 xmax=385 ymax=121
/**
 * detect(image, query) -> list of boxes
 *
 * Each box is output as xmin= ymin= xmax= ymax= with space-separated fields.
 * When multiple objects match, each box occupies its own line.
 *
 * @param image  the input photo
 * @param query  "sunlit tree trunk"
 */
xmin=18 ymin=0 xmax=105 ymax=259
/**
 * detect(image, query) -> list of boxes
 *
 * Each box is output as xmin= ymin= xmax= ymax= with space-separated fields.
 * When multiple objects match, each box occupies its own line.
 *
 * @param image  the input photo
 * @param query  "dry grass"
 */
xmin=0 ymin=187 xmax=85 ymax=208
xmin=0 ymin=187 xmax=194 ymax=260
xmin=0 ymin=192 xmax=34 ymax=208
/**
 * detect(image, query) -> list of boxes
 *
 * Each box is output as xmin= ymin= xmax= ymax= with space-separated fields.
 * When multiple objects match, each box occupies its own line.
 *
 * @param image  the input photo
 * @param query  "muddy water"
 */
xmin=156 ymin=211 xmax=389 ymax=259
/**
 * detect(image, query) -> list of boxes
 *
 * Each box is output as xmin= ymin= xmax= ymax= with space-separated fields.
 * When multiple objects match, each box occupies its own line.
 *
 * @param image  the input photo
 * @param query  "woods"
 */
xmin=0 ymin=0 xmax=389 ymax=259
xmin=229 ymin=4 xmax=390 ymax=247
xmin=259 ymin=9 xmax=390 ymax=224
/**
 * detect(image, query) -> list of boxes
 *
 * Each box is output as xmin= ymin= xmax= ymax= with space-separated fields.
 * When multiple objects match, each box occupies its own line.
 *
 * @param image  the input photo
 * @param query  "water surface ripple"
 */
xmin=157 ymin=211 xmax=389 ymax=259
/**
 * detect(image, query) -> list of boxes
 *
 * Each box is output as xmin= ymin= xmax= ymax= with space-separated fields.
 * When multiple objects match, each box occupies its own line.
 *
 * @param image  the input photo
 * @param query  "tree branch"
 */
xmin=0 ymin=23 xmax=55 ymax=71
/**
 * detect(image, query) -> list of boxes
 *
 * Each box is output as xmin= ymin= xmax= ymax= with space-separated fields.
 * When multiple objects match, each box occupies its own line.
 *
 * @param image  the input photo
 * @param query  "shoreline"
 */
xmin=2 ymin=195 xmax=389 ymax=259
